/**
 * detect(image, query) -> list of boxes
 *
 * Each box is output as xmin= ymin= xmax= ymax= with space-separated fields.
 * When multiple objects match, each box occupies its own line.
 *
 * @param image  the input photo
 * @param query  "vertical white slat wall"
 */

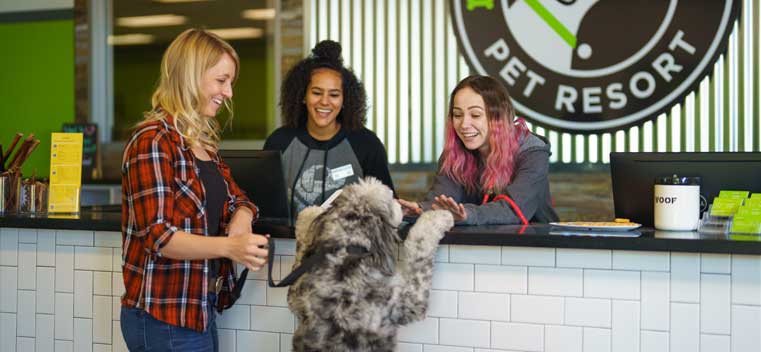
xmin=307 ymin=0 xmax=761 ymax=165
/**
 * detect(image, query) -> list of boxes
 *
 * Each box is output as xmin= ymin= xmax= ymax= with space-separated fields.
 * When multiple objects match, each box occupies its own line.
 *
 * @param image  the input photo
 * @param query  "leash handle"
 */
xmin=232 ymin=237 xmax=275 ymax=301
xmin=266 ymin=237 xmax=276 ymax=286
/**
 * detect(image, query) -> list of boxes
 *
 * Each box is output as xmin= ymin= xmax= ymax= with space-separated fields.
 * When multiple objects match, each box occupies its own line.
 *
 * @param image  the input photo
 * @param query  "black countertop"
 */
xmin=0 ymin=211 xmax=123 ymax=232
xmin=1 ymin=212 xmax=760 ymax=254
xmin=441 ymin=224 xmax=761 ymax=254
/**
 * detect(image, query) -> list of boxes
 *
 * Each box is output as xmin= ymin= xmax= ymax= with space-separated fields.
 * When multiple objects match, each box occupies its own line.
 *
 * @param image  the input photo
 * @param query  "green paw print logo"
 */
xmin=467 ymin=0 xmax=494 ymax=10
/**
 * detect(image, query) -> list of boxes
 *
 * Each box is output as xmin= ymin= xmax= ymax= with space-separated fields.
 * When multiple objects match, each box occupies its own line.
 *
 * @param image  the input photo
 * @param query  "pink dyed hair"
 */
xmin=439 ymin=75 xmax=528 ymax=194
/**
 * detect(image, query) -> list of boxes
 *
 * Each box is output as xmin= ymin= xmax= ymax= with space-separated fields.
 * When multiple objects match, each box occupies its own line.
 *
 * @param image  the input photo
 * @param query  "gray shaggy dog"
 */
xmin=288 ymin=177 xmax=453 ymax=352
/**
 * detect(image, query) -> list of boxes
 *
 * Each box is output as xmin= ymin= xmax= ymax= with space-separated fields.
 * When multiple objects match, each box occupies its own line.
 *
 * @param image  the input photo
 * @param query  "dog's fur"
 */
xmin=287 ymin=177 xmax=453 ymax=352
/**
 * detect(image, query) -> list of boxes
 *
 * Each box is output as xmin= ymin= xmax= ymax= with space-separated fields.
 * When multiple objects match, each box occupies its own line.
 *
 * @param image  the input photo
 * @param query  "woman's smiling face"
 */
xmin=305 ymin=68 xmax=344 ymax=133
xmin=199 ymin=52 xmax=236 ymax=118
xmin=451 ymin=87 xmax=490 ymax=157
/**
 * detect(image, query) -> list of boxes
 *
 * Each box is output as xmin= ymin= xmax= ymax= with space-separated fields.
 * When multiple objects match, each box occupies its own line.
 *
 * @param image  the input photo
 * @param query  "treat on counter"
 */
xmin=19 ymin=173 xmax=47 ymax=213
xmin=5 ymin=133 xmax=40 ymax=171
xmin=550 ymin=220 xmax=642 ymax=231
xmin=0 ymin=169 xmax=22 ymax=213
xmin=3 ymin=133 xmax=22 ymax=167
xmin=1 ymin=132 xmax=42 ymax=213
xmin=554 ymin=221 xmax=641 ymax=227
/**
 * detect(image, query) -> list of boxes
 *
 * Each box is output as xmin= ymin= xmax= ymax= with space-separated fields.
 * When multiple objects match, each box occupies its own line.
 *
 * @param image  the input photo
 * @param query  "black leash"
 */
xmin=232 ymin=237 xmax=370 ymax=301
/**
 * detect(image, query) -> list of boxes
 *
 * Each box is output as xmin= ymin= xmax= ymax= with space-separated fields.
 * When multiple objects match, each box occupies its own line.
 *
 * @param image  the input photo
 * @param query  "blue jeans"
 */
xmin=120 ymin=295 xmax=218 ymax=352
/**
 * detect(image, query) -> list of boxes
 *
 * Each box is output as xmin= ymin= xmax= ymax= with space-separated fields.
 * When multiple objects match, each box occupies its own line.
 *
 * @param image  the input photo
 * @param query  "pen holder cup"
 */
xmin=19 ymin=179 xmax=48 ymax=213
xmin=0 ymin=171 xmax=22 ymax=214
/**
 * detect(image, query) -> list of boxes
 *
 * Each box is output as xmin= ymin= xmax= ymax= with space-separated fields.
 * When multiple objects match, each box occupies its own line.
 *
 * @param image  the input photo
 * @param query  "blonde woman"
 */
xmin=120 ymin=28 xmax=268 ymax=351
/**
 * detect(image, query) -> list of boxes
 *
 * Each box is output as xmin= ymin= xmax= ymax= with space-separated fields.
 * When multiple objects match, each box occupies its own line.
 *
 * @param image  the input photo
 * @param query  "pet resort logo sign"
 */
xmin=451 ymin=0 xmax=741 ymax=133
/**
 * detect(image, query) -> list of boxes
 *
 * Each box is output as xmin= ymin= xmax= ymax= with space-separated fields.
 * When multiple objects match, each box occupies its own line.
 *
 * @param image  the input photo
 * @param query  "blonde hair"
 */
xmin=142 ymin=28 xmax=240 ymax=151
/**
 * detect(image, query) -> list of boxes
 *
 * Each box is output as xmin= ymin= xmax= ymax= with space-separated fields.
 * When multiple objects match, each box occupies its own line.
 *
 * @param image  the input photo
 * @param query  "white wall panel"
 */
xmin=3 ymin=229 xmax=760 ymax=351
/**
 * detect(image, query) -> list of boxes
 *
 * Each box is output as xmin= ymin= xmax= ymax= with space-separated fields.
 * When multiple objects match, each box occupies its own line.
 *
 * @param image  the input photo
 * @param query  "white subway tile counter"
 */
xmin=0 ymin=226 xmax=760 ymax=352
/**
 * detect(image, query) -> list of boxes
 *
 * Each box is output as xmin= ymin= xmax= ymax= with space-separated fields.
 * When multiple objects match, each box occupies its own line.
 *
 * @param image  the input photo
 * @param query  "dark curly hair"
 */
xmin=280 ymin=40 xmax=368 ymax=131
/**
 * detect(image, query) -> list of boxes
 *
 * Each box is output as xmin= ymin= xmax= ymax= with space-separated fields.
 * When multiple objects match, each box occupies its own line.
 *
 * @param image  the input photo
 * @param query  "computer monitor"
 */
xmin=217 ymin=149 xmax=291 ymax=224
xmin=610 ymin=152 xmax=761 ymax=227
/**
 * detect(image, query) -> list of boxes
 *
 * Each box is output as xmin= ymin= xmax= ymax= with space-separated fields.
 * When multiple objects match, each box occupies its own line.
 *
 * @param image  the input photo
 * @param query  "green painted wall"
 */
xmin=0 ymin=19 xmax=74 ymax=177
xmin=112 ymin=40 xmax=271 ymax=141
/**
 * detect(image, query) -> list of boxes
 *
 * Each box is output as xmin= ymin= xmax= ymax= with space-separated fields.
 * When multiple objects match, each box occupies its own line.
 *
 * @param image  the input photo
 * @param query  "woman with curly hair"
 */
xmin=398 ymin=75 xmax=558 ymax=225
xmin=120 ymin=28 xmax=269 ymax=351
xmin=264 ymin=40 xmax=394 ymax=213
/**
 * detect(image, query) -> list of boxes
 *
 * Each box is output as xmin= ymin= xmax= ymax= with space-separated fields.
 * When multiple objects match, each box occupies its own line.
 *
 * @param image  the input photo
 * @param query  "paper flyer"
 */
xmin=47 ymin=133 xmax=83 ymax=213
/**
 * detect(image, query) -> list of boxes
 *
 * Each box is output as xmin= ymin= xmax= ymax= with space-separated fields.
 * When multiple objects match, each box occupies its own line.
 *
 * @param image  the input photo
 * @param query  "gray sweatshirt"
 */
xmin=264 ymin=126 xmax=394 ymax=215
xmin=420 ymin=133 xmax=559 ymax=225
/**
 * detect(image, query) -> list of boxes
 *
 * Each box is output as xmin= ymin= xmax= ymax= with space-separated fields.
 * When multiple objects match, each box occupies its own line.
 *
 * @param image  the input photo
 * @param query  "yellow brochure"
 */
xmin=48 ymin=133 xmax=83 ymax=213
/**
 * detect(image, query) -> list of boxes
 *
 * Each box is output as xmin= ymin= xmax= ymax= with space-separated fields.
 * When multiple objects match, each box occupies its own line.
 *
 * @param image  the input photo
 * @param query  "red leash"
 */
xmin=482 ymin=193 xmax=529 ymax=225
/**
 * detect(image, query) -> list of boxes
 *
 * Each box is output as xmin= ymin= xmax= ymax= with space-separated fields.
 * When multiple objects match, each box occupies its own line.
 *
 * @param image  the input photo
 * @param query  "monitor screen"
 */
xmin=217 ymin=149 xmax=291 ymax=223
xmin=610 ymin=152 xmax=761 ymax=227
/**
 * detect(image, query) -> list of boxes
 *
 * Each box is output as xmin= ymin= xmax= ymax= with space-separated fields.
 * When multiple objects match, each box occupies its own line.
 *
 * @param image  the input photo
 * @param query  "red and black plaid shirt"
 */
xmin=120 ymin=116 xmax=257 ymax=332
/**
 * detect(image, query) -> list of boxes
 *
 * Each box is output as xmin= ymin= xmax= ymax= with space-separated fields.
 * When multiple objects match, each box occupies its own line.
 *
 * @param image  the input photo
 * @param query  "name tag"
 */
xmin=330 ymin=164 xmax=354 ymax=181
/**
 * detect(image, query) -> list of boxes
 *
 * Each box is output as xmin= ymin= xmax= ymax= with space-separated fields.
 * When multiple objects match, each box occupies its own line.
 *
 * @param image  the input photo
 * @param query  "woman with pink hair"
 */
xmin=398 ymin=75 xmax=558 ymax=225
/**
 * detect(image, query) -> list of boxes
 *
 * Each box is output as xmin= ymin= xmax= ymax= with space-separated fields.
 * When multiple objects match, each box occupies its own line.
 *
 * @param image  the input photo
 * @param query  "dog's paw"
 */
xmin=404 ymin=209 xmax=452 ymax=261
xmin=416 ymin=210 xmax=454 ymax=234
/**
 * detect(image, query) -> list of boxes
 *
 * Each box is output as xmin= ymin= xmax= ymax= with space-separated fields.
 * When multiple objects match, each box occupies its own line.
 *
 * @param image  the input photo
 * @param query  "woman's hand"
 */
xmin=397 ymin=198 xmax=423 ymax=216
xmin=432 ymin=195 xmax=467 ymax=222
xmin=225 ymin=207 xmax=269 ymax=271
xmin=226 ymin=232 xmax=269 ymax=271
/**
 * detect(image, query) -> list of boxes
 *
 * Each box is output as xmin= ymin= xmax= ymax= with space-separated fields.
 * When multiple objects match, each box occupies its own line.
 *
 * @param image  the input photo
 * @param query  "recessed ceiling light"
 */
xmin=241 ymin=8 xmax=276 ymax=21
xmin=153 ymin=0 xmax=210 ymax=3
xmin=108 ymin=34 xmax=155 ymax=46
xmin=207 ymin=27 xmax=263 ymax=40
xmin=116 ymin=14 xmax=187 ymax=28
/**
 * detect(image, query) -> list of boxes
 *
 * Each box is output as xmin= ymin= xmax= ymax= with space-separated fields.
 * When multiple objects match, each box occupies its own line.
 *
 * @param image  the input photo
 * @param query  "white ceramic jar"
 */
xmin=654 ymin=175 xmax=701 ymax=231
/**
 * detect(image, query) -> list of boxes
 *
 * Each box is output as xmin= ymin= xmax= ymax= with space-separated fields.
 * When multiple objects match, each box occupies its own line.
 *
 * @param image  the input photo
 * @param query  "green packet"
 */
xmin=746 ymin=198 xmax=761 ymax=208
xmin=730 ymin=214 xmax=761 ymax=234
xmin=751 ymin=193 xmax=761 ymax=199
xmin=718 ymin=190 xmax=750 ymax=199
xmin=730 ymin=234 xmax=761 ymax=241
xmin=710 ymin=197 xmax=744 ymax=216
xmin=736 ymin=206 xmax=761 ymax=216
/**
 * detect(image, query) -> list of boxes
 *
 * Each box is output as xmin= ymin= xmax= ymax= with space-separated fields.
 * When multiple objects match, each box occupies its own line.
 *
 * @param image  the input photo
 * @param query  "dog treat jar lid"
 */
xmin=655 ymin=174 xmax=701 ymax=186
